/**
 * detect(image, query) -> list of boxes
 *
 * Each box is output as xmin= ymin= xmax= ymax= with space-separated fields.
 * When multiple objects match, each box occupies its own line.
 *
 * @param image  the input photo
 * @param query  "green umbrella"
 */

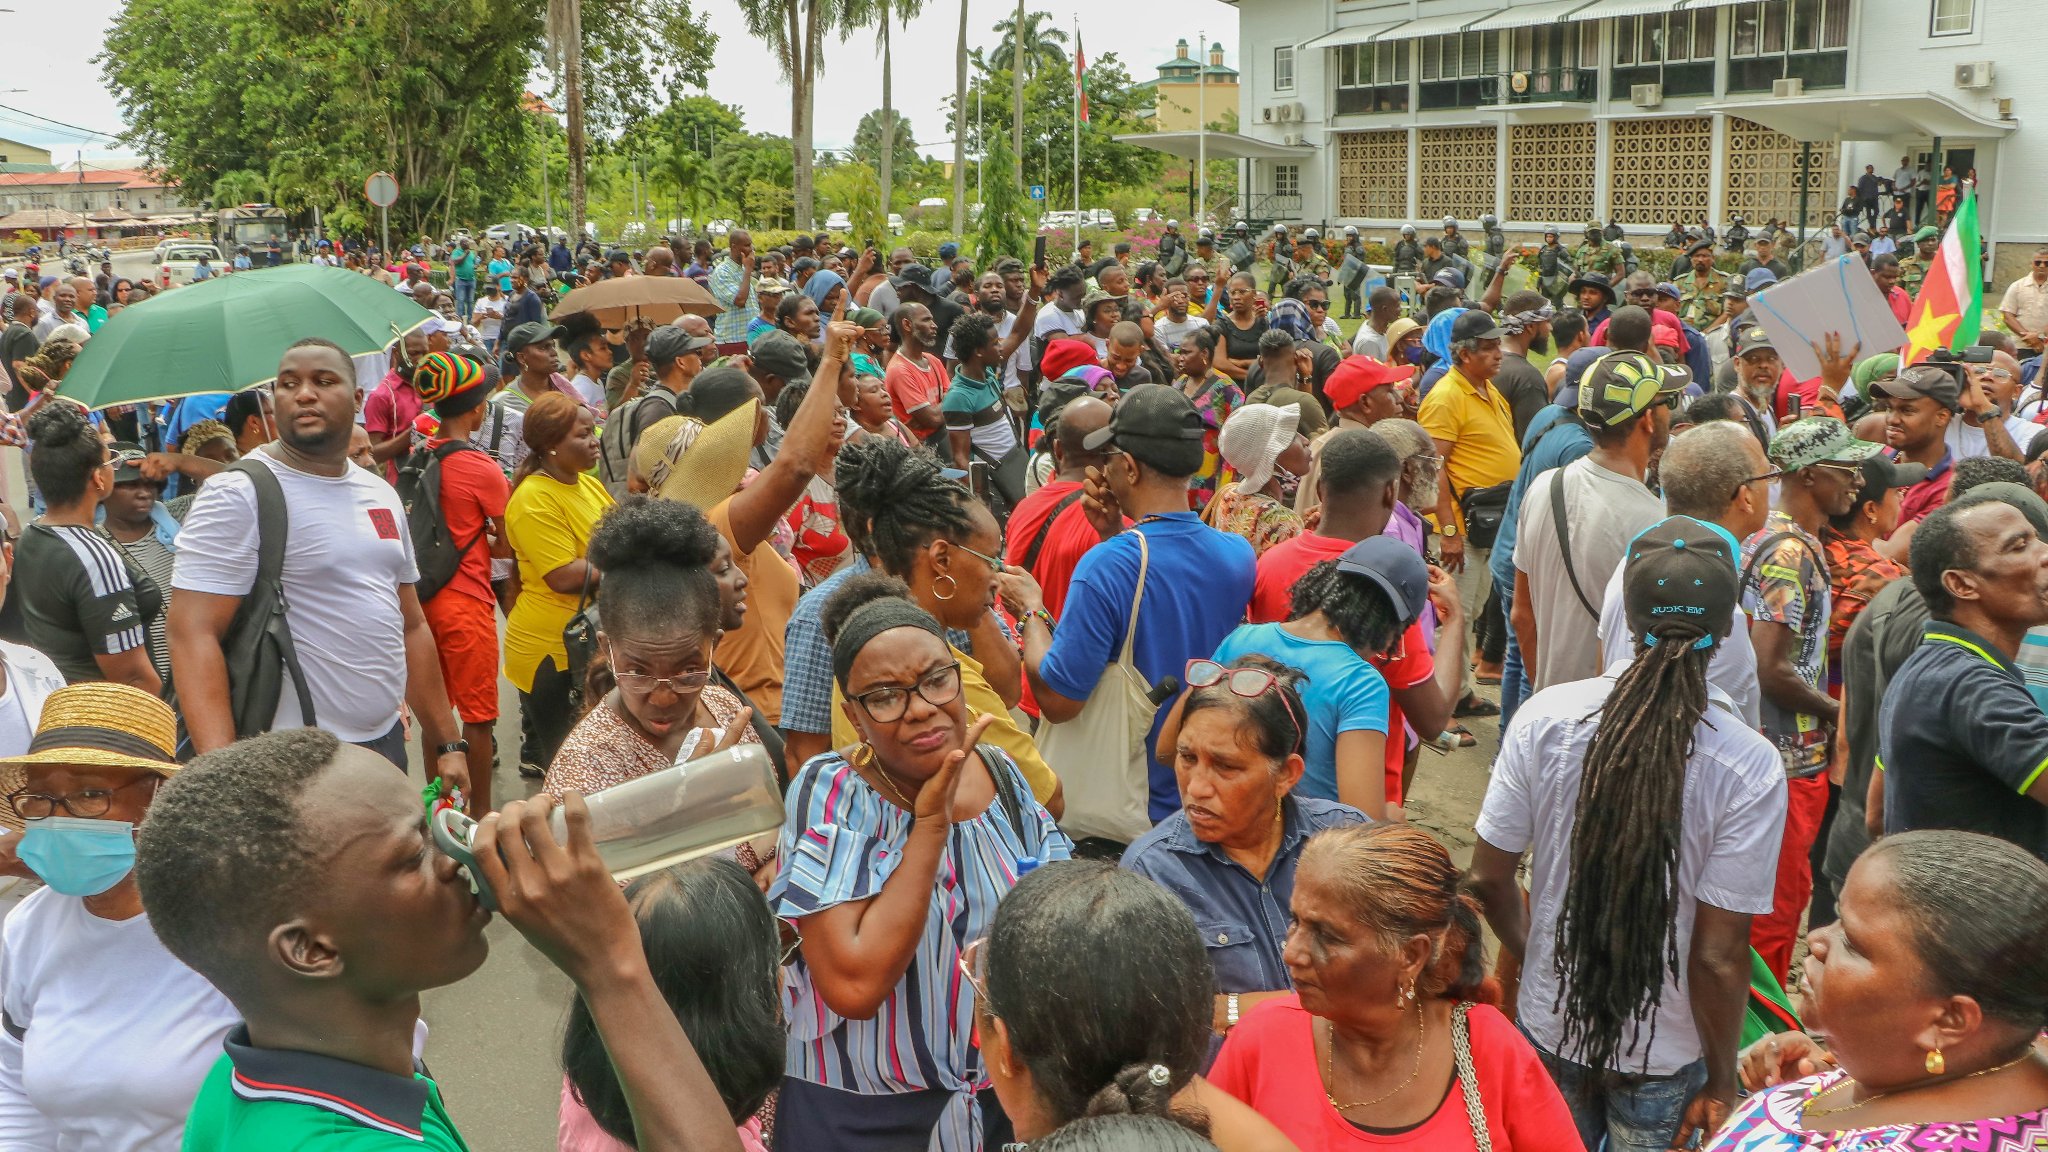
xmin=58 ymin=264 xmax=436 ymax=410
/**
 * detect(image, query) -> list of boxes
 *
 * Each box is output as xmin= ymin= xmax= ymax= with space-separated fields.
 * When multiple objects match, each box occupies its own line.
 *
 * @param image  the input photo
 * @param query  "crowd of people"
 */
xmin=0 ymin=211 xmax=2041 ymax=1152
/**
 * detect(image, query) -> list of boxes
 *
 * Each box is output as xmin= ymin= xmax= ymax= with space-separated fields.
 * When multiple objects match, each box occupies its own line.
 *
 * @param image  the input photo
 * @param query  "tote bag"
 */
xmin=1039 ymin=531 xmax=1159 ymax=845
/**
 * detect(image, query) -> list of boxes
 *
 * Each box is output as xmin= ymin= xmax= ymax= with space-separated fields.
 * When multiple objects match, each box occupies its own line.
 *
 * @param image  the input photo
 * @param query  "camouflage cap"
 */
xmin=1768 ymin=416 xmax=1885 ymax=473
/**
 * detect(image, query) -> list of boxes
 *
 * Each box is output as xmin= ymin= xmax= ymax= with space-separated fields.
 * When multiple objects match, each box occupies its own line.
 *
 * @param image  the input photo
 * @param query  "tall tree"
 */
xmin=736 ymin=0 xmax=857 ymax=230
xmin=546 ymin=0 xmax=590 ymax=244
xmin=973 ymin=130 xmax=1030 ymax=269
xmin=860 ymin=0 xmax=925 ymax=223
xmin=988 ymin=11 xmax=1069 ymax=82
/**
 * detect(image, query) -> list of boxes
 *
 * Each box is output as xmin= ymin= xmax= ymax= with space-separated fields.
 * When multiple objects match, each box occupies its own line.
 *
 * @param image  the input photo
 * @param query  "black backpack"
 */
xmin=397 ymin=441 xmax=487 ymax=604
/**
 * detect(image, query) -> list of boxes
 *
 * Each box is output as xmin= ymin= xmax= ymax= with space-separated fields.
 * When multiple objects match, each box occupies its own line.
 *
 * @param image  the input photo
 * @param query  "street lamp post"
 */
xmin=1197 ymin=29 xmax=1207 ymax=226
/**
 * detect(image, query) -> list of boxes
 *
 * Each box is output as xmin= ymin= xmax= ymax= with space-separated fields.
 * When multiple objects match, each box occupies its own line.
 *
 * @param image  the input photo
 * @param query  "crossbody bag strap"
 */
xmin=1019 ymin=489 xmax=1085 ymax=574
xmin=1547 ymin=464 xmax=1599 ymax=620
xmin=1119 ymin=530 xmax=1151 ymax=664
xmin=1450 ymin=1003 xmax=1494 ymax=1152
xmin=238 ymin=457 xmax=317 ymax=728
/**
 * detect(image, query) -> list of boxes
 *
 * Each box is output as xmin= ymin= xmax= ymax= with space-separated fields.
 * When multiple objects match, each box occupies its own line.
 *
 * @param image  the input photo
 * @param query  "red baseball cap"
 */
xmin=1039 ymin=337 xmax=1099 ymax=383
xmin=1325 ymin=356 xmax=1415 ymax=410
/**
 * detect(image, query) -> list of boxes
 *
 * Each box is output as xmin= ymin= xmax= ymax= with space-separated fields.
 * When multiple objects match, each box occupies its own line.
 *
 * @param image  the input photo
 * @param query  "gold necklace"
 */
xmin=872 ymin=761 xmax=917 ymax=810
xmin=1801 ymin=1047 xmax=2039 ymax=1120
xmin=1322 ymin=1007 xmax=1427 ymax=1114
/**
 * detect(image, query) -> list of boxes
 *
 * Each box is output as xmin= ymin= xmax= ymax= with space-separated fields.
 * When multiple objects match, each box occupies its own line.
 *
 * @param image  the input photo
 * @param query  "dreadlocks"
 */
xmin=1551 ymin=627 xmax=1712 ymax=1077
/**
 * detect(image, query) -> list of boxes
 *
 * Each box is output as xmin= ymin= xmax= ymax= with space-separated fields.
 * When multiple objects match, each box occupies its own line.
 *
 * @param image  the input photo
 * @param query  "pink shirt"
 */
xmin=557 ymin=1077 xmax=768 ymax=1152
xmin=363 ymin=370 xmax=424 ymax=484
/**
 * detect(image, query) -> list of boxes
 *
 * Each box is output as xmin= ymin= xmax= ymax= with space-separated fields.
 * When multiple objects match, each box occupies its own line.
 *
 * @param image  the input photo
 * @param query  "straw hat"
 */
xmin=0 ymin=683 xmax=179 ymax=830
xmin=634 ymin=401 xmax=759 ymax=513
xmin=1218 ymin=401 xmax=1302 ymax=494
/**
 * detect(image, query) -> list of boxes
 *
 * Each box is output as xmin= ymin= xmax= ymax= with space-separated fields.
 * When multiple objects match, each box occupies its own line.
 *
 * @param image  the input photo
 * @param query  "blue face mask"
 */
xmin=17 ymin=817 xmax=137 ymax=897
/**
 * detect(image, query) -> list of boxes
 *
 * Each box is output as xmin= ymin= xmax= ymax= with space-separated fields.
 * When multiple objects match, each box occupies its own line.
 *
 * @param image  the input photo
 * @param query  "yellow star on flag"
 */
xmin=1904 ymin=302 xmax=1958 ymax=363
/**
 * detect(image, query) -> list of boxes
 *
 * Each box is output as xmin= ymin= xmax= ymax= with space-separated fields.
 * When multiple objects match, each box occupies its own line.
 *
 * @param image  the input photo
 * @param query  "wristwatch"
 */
xmin=434 ymin=740 xmax=470 ymax=757
xmin=1441 ymin=521 xmax=1460 ymax=539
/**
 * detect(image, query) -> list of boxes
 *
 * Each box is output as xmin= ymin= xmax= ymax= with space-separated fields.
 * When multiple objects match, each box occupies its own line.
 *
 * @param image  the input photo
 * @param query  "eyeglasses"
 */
xmin=958 ymin=936 xmax=993 ymax=1014
xmin=1305 ymin=299 xmax=1329 ymax=310
xmin=1184 ymin=659 xmax=1302 ymax=746
xmin=1810 ymin=461 xmax=1863 ymax=480
xmin=606 ymin=641 xmax=712 ymax=696
xmin=945 ymin=539 xmax=1003 ymax=570
xmin=851 ymin=662 xmax=964 ymax=724
xmin=780 ymin=925 xmax=804 ymax=967
xmin=1730 ymin=467 xmax=1783 ymax=502
xmin=9 ymin=776 xmax=156 ymax=820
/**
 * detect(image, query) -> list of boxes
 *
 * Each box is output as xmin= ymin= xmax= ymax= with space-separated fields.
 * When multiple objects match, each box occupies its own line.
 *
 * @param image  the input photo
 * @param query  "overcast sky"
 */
xmin=0 ymin=0 xmax=1238 ymax=165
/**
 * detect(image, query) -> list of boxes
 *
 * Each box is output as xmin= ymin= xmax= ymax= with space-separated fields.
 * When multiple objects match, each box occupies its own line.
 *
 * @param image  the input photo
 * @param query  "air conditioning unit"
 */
xmin=1998 ymin=96 xmax=2015 ymax=119
xmin=1282 ymin=132 xmax=1307 ymax=147
xmin=1631 ymin=83 xmax=1662 ymax=108
xmin=1955 ymin=61 xmax=1995 ymax=89
xmin=1273 ymin=102 xmax=1306 ymax=122
xmin=1260 ymin=106 xmax=1277 ymax=123
xmin=1772 ymin=77 xmax=1805 ymax=98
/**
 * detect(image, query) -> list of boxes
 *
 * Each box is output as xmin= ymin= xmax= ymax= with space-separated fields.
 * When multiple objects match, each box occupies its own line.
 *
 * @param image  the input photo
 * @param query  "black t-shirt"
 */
xmin=1215 ymin=314 xmax=1267 ymax=364
xmin=14 ymin=522 xmax=164 ymax=684
xmin=1737 ymin=257 xmax=1792 ymax=281
xmin=1492 ymin=353 xmax=1551 ymax=443
xmin=1878 ymin=620 xmax=2048 ymax=860
xmin=0 ymin=322 xmax=37 ymax=413
xmin=926 ymin=294 xmax=964 ymax=364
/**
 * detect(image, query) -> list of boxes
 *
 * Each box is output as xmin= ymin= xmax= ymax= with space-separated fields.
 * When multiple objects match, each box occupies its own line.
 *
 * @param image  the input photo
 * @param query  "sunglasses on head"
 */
xmin=1184 ymin=659 xmax=1302 ymax=747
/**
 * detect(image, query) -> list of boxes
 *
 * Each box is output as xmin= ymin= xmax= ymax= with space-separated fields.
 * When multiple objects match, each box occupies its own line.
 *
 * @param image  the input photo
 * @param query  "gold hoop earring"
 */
xmin=933 ymin=574 xmax=957 ymax=601
xmin=1926 ymin=1047 xmax=1945 ymax=1075
xmin=853 ymin=742 xmax=876 ymax=769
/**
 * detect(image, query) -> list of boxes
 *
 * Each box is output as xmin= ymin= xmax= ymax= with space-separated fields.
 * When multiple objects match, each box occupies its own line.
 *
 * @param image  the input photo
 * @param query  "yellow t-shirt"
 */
xmin=709 ymin=495 xmax=800 ymax=726
xmin=831 ymin=644 xmax=1059 ymax=805
xmin=1415 ymin=365 xmax=1521 ymax=531
xmin=502 ymin=471 xmax=613 ymax=692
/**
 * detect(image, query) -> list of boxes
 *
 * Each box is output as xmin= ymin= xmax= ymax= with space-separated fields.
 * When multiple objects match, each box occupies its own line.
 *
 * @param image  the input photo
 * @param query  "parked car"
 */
xmin=484 ymin=222 xmax=536 ymax=245
xmin=619 ymin=221 xmax=648 ymax=243
xmin=704 ymin=219 xmax=736 ymax=238
xmin=888 ymin=213 xmax=904 ymax=234
xmin=665 ymin=218 xmax=694 ymax=236
xmin=159 ymin=243 xmax=224 ymax=285
xmin=824 ymin=211 xmax=852 ymax=232
xmin=916 ymin=197 xmax=947 ymax=209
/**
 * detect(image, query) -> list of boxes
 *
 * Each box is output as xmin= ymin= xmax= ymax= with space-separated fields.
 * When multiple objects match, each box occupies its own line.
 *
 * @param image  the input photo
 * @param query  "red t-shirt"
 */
xmin=1004 ymin=479 xmax=1107 ymax=618
xmin=1251 ymin=532 xmax=1354 ymax=623
xmin=428 ymin=438 xmax=511 ymax=607
xmin=1209 ymin=996 xmax=1582 ymax=1152
xmin=1373 ymin=620 xmax=1435 ymax=806
xmin=883 ymin=352 xmax=949 ymax=428
xmin=1896 ymin=449 xmax=1953 ymax=524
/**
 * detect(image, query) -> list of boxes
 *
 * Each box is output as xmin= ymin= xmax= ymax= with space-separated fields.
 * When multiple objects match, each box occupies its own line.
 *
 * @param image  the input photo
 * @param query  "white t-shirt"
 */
xmin=0 ymin=888 xmax=239 ymax=1151
xmin=1945 ymin=413 xmax=2041 ymax=461
xmin=1351 ymin=322 xmax=1390 ymax=361
xmin=1478 ymin=664 xmax=1787 ymax=1076
xmin=1597 ymin=561 xmax=1762 ymax=729
xmin=171 ymin=451 xmax=420 ymax=742
xmin=1154 ymin=313 xmax=1210 ymax=354
xmin=568 ymin=373 xmax=607 ymax=415
xmin=1512 ymin=458 xmax=1666 ymax=691
xmin=1031 ymin=305 xmax=1085 ymax=344
xmin=474 ymin=294 xmax=506 ymax=341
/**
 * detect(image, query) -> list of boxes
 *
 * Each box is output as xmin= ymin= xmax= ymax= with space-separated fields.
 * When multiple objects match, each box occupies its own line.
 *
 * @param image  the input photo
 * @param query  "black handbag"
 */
xmin=1455 ymin=479 xmax=1514 ymax=551
xmin=562 ymin=572 xmax=600 ymax=713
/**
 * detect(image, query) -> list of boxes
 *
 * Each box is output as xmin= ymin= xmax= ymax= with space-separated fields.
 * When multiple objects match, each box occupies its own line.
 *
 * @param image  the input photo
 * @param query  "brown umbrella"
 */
xmin=549 ymin=275 xmax=724 ymax=326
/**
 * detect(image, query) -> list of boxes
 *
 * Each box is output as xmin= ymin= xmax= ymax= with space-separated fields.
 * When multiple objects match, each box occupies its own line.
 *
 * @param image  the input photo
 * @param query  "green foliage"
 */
xmin=743 ymin=179 xmax=794 ymax=230
xmin=974 ymin=130 xmax=1031 ymax=268
xmin=101 ymin=0 xmax=712 ymax=237
xmin=619 ymin=95 xmax=746 ymax=160
xmin=814 ymin=163 xmax=889 ymax=242
xmin=960 ymin=47 xmax=1163 ymax=211
xmin=209 ymin=170 xmax=270 ymax=208
xmin=852 ymin=110 xmax=922 ymax=181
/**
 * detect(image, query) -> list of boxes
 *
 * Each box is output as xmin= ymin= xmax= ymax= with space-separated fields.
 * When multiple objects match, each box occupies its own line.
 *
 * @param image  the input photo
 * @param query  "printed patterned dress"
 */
xmin=1705 ymin=1069 xmax=2048 ymax=1151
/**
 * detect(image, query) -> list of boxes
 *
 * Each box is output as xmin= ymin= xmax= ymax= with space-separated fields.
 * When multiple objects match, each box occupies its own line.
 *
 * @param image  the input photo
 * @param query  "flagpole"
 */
xmin=1198 ymin=28 xmax=1207 ymax=226
xmin=1073 ymin=16 xmax=1081 ymax=258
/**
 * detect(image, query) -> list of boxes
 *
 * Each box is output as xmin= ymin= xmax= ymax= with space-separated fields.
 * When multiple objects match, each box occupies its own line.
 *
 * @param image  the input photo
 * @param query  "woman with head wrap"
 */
xmin=1203 ymin=401 xmax=1309 ymax=556
xmin=768 ymin=574 xmax=1070 ymax=1150
xmin=848 ymin=306 xmax=892 ymax=375
xmin=804 ymin=269 xmax=846 ymax=321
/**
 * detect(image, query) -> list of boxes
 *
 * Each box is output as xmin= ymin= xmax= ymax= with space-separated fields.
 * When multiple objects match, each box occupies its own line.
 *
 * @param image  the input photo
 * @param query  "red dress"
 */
xmin=1209 ymin=996 xmax=1583 ymax=1152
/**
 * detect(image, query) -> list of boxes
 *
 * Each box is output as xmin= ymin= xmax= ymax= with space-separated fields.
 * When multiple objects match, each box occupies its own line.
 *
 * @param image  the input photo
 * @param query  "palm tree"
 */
xmin=863 ymin=0 xmax=926 ymax=222
xmin=209 ymin=170 xmax=269 ymax=210
xmin=952 ymin=0 xmax=969 ymax=235
xmin=991 ymin=9 xmax=1068 ymax=177
xmin=545 ymin=0 xmax=589 ymax=244
xmin=736 ymin=0 xmax=859 ymax=229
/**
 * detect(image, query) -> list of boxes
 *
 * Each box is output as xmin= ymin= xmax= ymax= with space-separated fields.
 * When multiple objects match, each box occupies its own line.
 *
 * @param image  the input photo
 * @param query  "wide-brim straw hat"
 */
xmin=634 ymin=400 xmax=758 ymax=513
xmin=0 ymin=682 xmax=179 ymax=831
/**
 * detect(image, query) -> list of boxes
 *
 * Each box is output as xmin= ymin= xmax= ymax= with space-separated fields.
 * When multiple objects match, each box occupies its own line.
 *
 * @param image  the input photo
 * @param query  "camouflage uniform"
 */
xmin=1573 ymin=240 xmax=1623 ymax=280
xmin=1295 ymin=250 xmax=1334 ymax=284
xmin=1674 ymin=267 xmax=1730 ymax=329
xmin=1896 ymin=253 xmax=1932 ymax=299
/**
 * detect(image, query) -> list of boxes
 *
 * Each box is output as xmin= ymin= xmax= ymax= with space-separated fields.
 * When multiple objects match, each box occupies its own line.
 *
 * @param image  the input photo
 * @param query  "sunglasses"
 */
xmin=1184 ymin=659 xmax=1303 ymax=746
xmin=1811 ymin=461 xmax=1864 ymax=480
xmin=1305 ymin=299 xmax=1329 ymax=310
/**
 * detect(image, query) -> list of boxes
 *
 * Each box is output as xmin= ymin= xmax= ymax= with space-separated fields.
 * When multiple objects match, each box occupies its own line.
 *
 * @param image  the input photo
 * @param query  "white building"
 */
xmin=1174 ymin=0 xmax=2038 ymax=282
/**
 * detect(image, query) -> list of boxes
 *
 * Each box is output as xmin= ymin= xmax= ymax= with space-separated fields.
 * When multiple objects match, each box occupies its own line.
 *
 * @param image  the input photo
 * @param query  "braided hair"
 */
xmin=832 ymin=435 xmax=978 ymax=577
xmin=1551 ymin=623 xmax=1714 ymax=1076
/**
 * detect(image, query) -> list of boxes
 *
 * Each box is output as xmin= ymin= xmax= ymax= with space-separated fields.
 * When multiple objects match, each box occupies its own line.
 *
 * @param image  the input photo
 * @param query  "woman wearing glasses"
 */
xmin=0 ymin=682 xmax=238 ymax=1150
xmin=1122 ymin=652 xmax=1366 ymax=1046
xmin=769 ymin=574 xmax=1070 ymax=1150
xmin=541 ymin=497 xmax=764 ymax=828
xmin=826 ymin=438 xmax=1061 ymax=814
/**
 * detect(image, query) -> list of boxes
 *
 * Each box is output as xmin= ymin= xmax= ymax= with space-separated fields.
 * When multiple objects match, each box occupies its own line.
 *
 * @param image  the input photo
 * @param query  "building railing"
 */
xmin=1240 ymin=193 xmax=1304 ymax=225
xmin=1483 ymin=66 xmax=1599 ymax=104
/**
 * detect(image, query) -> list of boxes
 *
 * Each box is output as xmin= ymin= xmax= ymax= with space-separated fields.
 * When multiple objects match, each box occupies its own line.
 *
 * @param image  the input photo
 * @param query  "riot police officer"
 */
xmin=1391 ymin=223 xmax=1424 ymax=277
xmin=1266 ymin=223 xmax=1295 ymax=298
xmin=1440 ymin=216 xmax=1469 ymax=261
xmin=1479 ymin=213 xmax=1507 ymax=281
xmin=1338 ymin=225 xmax=1368 ymax=318
xmin=1536 ymin=226 xmax=1572 ymax=308
xmin=1723 ymin=214 xmax=1751 ymax=253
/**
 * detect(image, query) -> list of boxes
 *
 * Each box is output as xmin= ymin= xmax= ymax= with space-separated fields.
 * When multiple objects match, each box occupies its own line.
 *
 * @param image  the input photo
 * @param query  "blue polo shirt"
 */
xmin=1879 ymin=621 xmax=2048 ymax=860
xmin=1122 ymin=795 xmax=1366 ymax=993
xmin=1038 ymin=513 xmax=1255 ymax=821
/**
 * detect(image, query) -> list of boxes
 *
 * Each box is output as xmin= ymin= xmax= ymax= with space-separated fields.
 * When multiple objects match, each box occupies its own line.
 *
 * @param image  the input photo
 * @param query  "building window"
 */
xmin=1729 ymin=0 xmax=1849 ymax=90
xmin=1614 ymin=9 xmax=1717 ymax=65
xmin=1419 ymin=31 xmax=1497 ymax=81
xmin=1929 ymin=0 xmax=1972 ymax=35
xmin=1273 ymin=46 xmax=1295 ymax=91
xmin=1334 ymin=41 xmax=1410 ymax=113
xmin=1274 ymin=164 xmax=1300 ymax=199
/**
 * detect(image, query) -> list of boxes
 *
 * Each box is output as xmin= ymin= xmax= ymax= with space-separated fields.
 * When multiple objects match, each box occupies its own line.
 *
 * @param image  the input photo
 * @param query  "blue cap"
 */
xmin=1553 ymin=346 xmax=1608 ymax=410
xmin=1335 ymin=537 xmax=1431 ymax=627
xmin=938 ymin=241 xmax=959 ymax=260
xmin=1743 ymin=267 xmax=1780 ymax=293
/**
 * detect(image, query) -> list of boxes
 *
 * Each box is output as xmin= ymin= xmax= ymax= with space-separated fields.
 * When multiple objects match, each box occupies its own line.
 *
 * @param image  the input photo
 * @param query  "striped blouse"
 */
xmin=768 ymin=746 xmax=1072 ymax=1152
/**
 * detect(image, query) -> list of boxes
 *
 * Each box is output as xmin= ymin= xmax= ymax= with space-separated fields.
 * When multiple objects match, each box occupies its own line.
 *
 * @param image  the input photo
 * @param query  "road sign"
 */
xmin=364 ymin=172 xmax=400 ymax=208
xmin=1029 ymin=185 xmax=1046 ymax=201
